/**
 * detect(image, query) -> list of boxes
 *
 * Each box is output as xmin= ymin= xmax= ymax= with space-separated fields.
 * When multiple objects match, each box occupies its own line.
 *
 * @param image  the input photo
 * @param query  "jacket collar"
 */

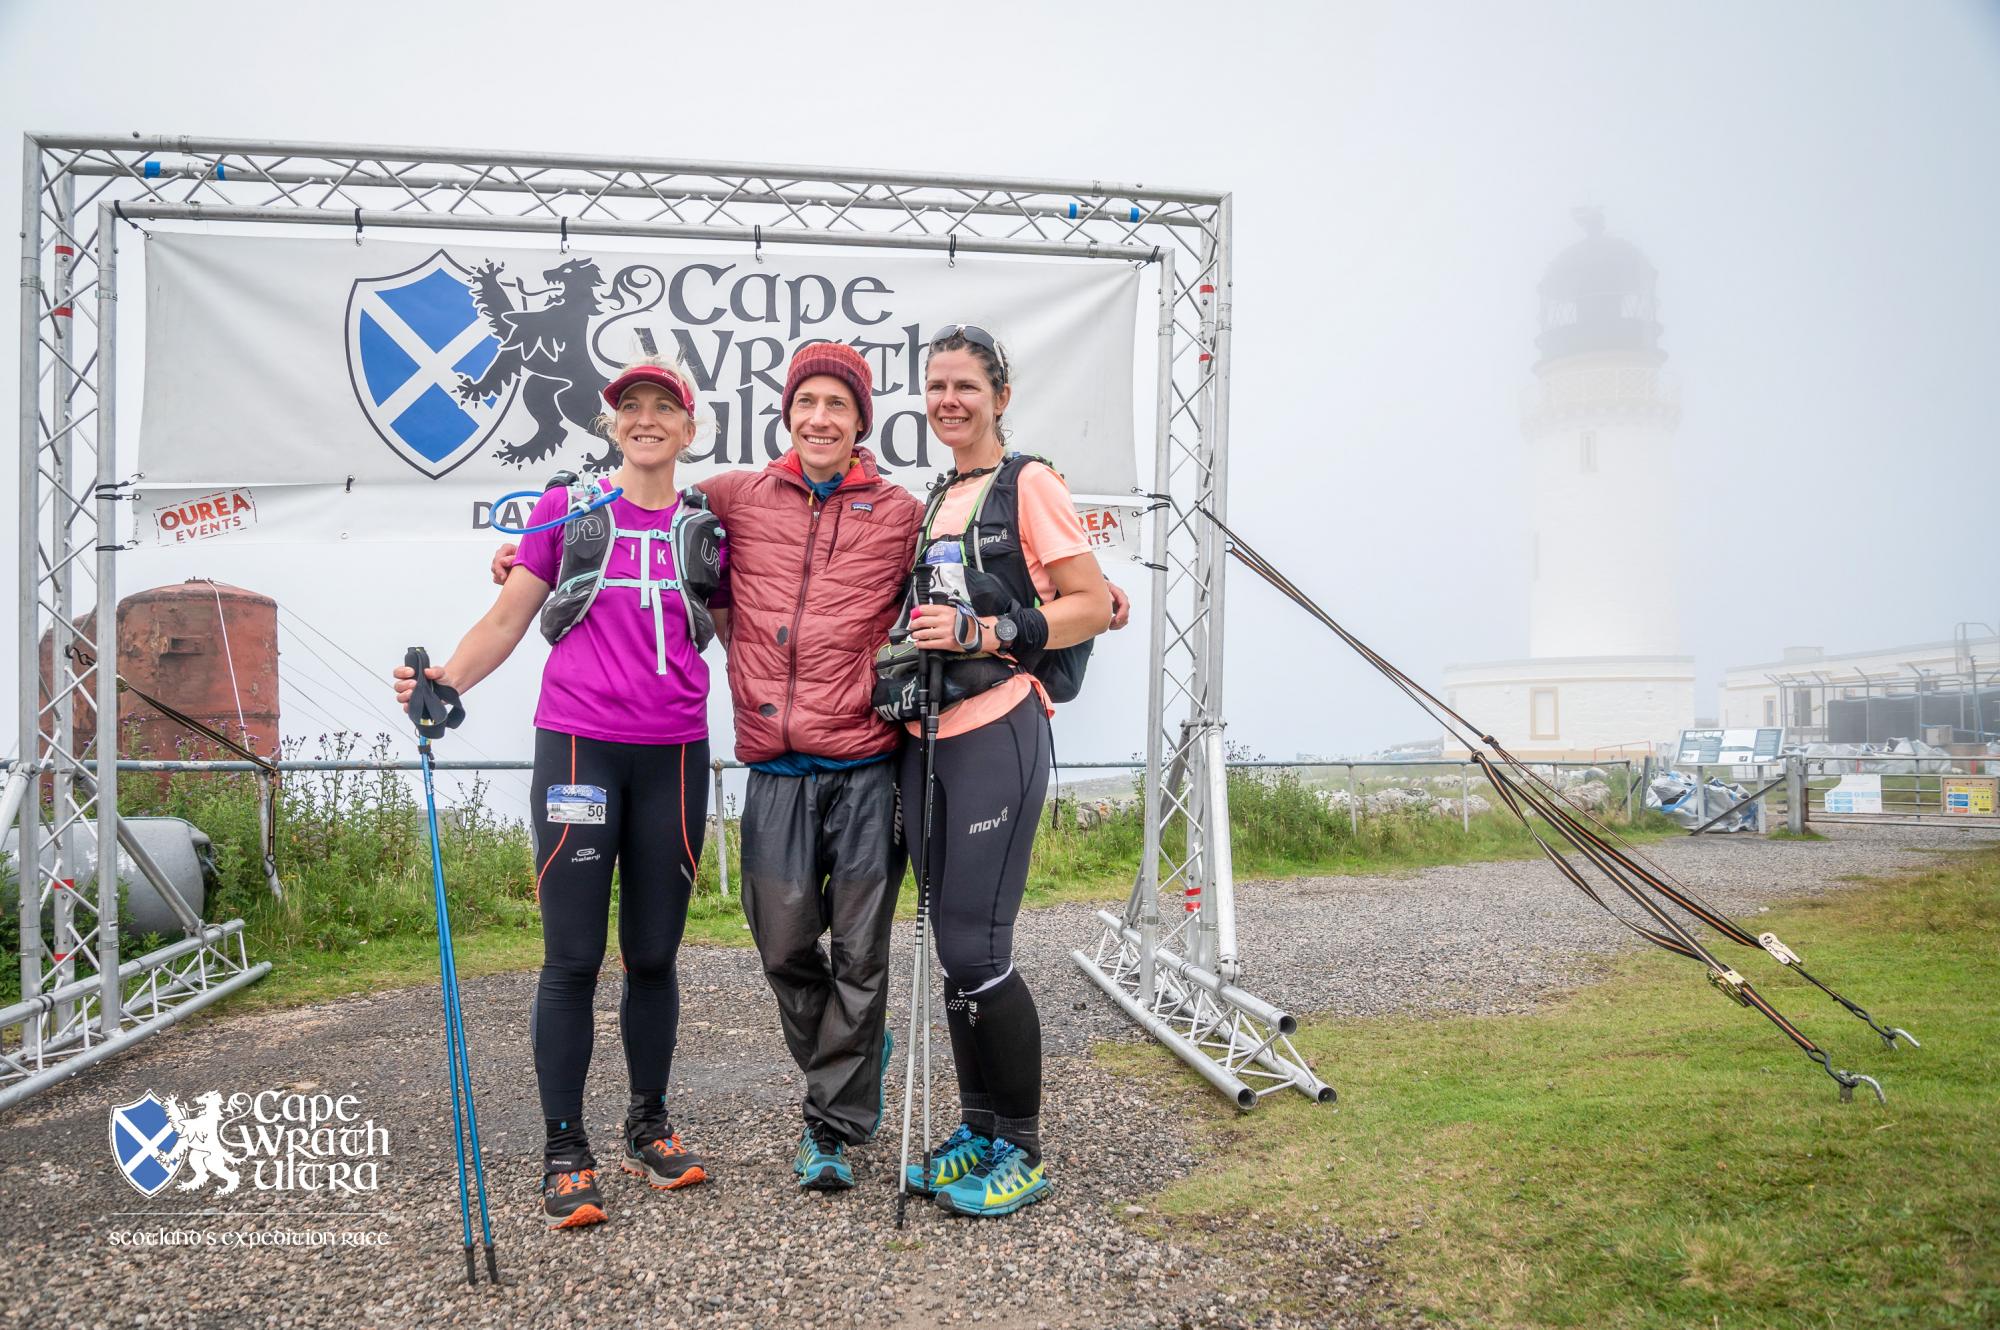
xmin=771 ymin=446 xmax=887 ymax=492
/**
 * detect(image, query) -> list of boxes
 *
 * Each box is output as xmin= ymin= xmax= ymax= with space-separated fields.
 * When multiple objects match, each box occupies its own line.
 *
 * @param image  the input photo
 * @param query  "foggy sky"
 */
xmin=2 ymin=0 xmax=1996 ymax=786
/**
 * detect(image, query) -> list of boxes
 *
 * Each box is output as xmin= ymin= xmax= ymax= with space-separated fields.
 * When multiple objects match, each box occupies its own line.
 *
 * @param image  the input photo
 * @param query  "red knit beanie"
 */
xmin=781 ymin=342 xmax=875 ymax=443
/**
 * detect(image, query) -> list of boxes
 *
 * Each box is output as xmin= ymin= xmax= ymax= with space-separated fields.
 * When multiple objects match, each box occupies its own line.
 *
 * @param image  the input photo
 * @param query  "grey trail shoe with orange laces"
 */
xmin=620 ymin=1125 xmax=708 ymax=1190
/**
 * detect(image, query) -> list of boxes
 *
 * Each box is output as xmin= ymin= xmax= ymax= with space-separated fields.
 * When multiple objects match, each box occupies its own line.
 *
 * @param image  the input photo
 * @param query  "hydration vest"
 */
xmin=537 ymin=472 xmax=725 ymax=666
xmin=913 ymin=453 xmax=1094 ymax=704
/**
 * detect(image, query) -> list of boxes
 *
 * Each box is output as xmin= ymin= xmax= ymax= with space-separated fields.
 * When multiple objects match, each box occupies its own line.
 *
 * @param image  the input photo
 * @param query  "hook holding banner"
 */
xmin=112 ymin=200 xmax=151 ymax=238
xmin=353 ymin=207 xmax=364 ymax=246
xmin=753 ymin=224 xmax=764 ymax=264
xmin=559 ymin=216 xmax=569 ymax=254
xmin=947 ymin=234 xmax=958 ymax=268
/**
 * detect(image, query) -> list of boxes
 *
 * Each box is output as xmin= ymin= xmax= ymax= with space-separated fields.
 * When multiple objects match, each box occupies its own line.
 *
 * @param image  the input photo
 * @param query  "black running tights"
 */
xmin=530 ymin=729 xmax=707 ymax=1143
xmin=897 ymin=694 xmax=1051 ymax=1155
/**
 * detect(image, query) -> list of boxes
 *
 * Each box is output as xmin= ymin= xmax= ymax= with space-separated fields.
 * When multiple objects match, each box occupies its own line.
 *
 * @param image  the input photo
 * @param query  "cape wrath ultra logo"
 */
xmin=149 ymin=488 xmax=258 ymax=546
xmin=109 ymin=1088 xmax=390 ymax=1199
xmin=345 ymin=248 xmax=664 ymax=479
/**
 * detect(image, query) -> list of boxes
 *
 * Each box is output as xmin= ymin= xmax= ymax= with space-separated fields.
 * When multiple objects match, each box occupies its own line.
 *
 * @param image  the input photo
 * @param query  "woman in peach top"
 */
xmin=895 ymin=324 xmax=1113 ymax=1217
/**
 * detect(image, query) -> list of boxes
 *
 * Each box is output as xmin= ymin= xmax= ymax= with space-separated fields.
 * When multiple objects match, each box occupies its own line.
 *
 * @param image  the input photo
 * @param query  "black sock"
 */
xmin=544 ymin=1118 xmax=593 ymax=1173
xmin=994 ymin=1113 xmax=1041 ymax=1168
xmin=958 ymin=1092 xmax=998 ymax=1142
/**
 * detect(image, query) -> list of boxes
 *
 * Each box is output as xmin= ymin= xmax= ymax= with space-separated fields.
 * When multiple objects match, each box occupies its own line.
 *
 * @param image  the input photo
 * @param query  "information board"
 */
xmin=1824 ymin=774 xmax=1883 ymax=814
xmin=1943 ymin=776 xmax=1998 ymax=816
xmin=1677 ymin=727 xmax=1786 ymax=766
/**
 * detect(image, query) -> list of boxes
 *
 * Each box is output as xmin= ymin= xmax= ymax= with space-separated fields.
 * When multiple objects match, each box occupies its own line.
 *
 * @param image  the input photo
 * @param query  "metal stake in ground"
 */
xmin=895 ymin=628 xmax=947 ymax=1228
xmin=405 ymin=647 xmax=501 ymax=1286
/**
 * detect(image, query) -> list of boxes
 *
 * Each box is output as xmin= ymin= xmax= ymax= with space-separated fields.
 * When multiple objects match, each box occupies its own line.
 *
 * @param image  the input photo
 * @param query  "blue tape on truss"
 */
xmin=1129 ymin=206 xmax=1141 ymax=223
xmin=1068 ymin=203 xmax=1079 ymax=219
xmin=143 ymin=161 xmax=160 ymax=178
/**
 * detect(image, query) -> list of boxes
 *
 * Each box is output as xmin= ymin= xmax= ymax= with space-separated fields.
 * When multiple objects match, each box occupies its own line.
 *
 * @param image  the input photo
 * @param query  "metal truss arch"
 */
xmin=7 ymin=133 xmax=1324 ymax=1111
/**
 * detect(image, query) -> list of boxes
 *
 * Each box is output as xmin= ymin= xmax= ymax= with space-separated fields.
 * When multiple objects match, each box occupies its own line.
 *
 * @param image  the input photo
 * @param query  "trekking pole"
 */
xmin=895 ymin=613 xmax=948 ymax=1227
xmin=406 ymin=648 xmax=500 ymax=1286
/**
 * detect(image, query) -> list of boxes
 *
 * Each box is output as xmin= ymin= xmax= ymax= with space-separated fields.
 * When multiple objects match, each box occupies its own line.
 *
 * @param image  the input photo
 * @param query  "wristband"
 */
xmin=951 ymin=604 xmax=983 ymax=651
xmin=1009 ymin=607 xmax=1050 ymax=653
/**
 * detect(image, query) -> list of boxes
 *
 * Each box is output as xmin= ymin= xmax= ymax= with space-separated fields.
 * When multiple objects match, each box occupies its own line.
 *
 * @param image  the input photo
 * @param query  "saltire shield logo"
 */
xmin=109 ymin=1090 xmax=183 ymax=1197
xmin=345 ymin=250 xmax=515 ymax=477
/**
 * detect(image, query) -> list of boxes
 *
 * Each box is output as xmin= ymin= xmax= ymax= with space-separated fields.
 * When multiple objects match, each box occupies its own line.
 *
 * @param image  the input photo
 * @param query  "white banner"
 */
xmin=136 ymin=234 xmax=1139 ymax=544
xmin=1074 ymin=502 xmax=1148 ymax=567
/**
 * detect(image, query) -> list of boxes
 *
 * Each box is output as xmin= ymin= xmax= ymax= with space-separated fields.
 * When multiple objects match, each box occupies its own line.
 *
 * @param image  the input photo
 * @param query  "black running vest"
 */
xmin=915 ymin=453 xmax=1093 ymax=705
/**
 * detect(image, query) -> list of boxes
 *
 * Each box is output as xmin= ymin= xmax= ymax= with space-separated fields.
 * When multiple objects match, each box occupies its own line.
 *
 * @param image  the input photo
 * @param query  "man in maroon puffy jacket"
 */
xmin=692 ymin=343 xmax=921 ymax=1187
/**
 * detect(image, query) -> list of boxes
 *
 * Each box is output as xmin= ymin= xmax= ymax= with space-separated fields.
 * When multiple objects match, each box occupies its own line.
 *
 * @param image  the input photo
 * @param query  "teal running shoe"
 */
xmin=934 ymin=1138 xmax=1051 ymax=1217
xmin=793 ymin=1125 xmax=853 ymax=1191
xmin=901 ymin=1123 xmax=990 ymax=1197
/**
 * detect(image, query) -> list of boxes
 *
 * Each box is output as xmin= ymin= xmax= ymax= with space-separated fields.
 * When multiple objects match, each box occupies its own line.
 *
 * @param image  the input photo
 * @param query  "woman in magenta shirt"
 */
xmin=394 ymin=359 xmax=714 ymax=1232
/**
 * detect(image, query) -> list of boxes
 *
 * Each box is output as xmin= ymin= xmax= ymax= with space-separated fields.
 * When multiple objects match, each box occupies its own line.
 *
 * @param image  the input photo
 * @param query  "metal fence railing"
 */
xmin=75 ymin=755 xmax=1641 ymax=894
xmin=1659 ymin=754 xmax=2000 ymax=833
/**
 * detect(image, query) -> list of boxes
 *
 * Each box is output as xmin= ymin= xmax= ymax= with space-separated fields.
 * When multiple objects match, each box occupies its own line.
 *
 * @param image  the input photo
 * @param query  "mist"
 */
xmin=2 ymin=0 xmax=1995 ymax=783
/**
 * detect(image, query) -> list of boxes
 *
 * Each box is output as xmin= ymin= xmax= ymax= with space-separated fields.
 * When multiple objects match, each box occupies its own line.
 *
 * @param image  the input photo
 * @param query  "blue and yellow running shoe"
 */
xmin=794 ymin=1125 xmax=853 ymax=1191
xmin=934 ymin=1138 xmax=1050 ymax=1217
xmin=902 ymin=1123 xmax=991 ymax=1197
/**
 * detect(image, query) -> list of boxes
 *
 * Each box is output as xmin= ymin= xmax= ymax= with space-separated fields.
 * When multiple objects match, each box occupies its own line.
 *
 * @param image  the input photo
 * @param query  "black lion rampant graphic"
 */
xmin=454 ymin=257 xmax=665 ymax=473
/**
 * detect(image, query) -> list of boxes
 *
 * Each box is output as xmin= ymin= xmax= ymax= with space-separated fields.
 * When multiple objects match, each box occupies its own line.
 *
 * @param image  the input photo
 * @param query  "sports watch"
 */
xmin=993 ymin=613 xmax=1020 ymax=649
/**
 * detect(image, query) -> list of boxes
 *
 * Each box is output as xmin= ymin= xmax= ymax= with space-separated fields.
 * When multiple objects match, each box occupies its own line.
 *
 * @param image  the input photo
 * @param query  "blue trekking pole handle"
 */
xmin=487 ymin=486 xmax=623 ymax=537
xmin=405 ymin=648 xmax=465 ymax=742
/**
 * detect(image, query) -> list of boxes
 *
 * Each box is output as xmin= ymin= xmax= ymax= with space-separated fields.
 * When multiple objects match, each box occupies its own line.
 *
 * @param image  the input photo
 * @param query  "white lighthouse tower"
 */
xmin=1443 ymin=208 xmax=1696 ymax=758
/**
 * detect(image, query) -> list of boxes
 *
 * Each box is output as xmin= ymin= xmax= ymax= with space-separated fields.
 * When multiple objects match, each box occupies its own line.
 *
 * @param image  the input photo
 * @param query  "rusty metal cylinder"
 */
xmin=39 ymin=580 xmax=281 ymax=760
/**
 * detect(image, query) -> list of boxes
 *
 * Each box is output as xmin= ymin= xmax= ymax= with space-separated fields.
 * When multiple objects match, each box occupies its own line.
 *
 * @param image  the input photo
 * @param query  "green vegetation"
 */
xmin=1028 ymin=765 xmax=1675 ymax=909
xmin=1103 ymin=844 xmax=2000 ymax=1329
xmin=0 ymin=752 xmax=1667 ymax=1013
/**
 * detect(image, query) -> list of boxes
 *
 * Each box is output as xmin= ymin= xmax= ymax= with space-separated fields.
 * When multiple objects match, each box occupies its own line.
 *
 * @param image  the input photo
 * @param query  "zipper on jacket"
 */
xmin=779 ymin=497 xmax=823 ymax=753
xmin=823 ymin=496 xmax=847 ymax=568
xmin=824 ymin=470 xmax=870 ymax=564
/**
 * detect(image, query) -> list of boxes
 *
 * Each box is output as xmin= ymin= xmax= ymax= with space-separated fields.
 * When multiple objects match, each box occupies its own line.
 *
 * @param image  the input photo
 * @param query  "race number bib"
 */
xmin=546 ymin=784 xmax=608 ymax=824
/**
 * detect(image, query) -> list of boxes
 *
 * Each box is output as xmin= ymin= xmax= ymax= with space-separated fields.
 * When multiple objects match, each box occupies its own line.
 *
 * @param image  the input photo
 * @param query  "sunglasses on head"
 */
xmin=927 ymin=324 xmax=1009 ymax=375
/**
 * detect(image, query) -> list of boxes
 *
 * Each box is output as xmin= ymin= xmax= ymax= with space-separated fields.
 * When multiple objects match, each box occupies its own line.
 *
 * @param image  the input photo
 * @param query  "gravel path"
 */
xmin=1 ymin=823 xmax=1982 ymax=1329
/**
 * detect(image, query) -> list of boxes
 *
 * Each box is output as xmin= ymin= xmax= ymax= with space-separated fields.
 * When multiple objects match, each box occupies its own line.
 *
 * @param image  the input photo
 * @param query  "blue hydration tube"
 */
xmin=488 ymin=486 xmax=623 ymax=536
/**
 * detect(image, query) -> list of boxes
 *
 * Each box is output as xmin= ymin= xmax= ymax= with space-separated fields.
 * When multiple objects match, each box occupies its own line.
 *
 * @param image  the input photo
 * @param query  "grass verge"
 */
xmin=1100 ymin=845 xmax=2000 ymax=1329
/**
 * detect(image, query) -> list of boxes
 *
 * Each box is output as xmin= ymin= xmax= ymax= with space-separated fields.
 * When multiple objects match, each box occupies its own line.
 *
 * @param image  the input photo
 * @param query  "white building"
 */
xmin=1720 ymin=632 xmax=2000 ymax=744
xmin=1443 ymin=209 xmax=1695 ymax=758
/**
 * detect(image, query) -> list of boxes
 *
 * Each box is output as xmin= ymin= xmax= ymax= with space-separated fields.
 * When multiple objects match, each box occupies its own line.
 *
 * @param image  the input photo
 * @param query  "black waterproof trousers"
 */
xmin=739 ymin=759 xmax=905 ymax=1144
